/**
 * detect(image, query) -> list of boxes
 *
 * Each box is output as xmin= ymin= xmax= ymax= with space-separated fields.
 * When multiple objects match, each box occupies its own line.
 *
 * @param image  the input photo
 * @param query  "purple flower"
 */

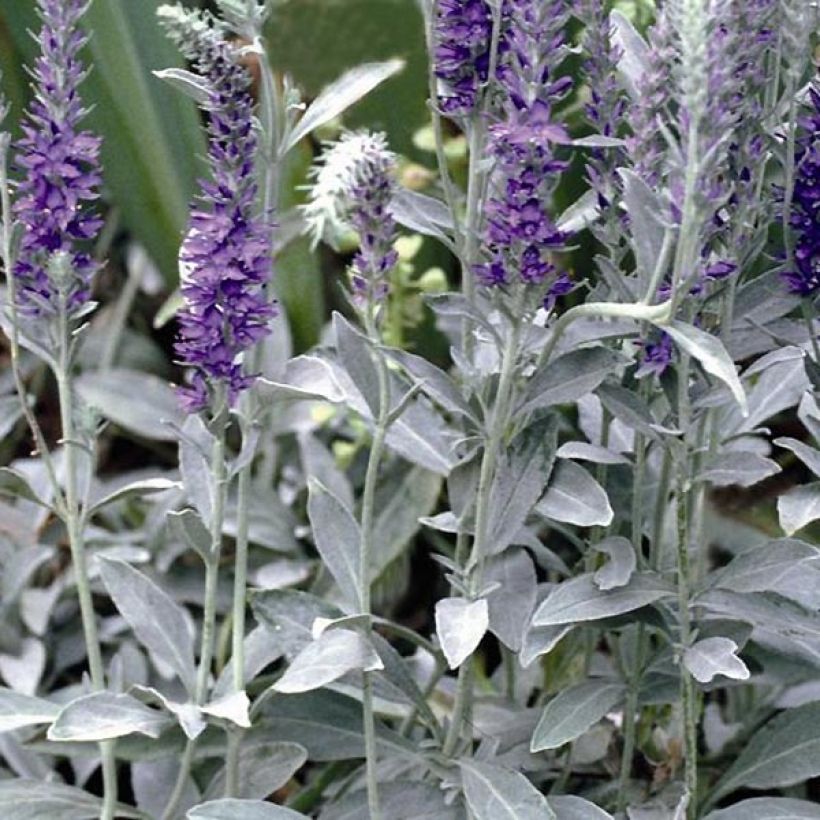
xmin=434 ymin=0 xmax=493 ymax=116
xmin=304 ymin=132 xmax=399 ymax=303
xmin=637 ymin=332 xmax=674 ymax=378
xmin=13 ymin=0 xmax=103 ymax=320
xmin=160 ymin=7 xmax=275 ymax=413
xmin=475 ymin=0 xmax=572 ymax=293
xmin=782 ymin=83 xmax=820 ymax=298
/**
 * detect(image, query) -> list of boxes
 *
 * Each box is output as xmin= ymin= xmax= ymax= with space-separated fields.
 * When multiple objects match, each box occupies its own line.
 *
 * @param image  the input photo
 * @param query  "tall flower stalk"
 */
xmin=157 ymin=5 xmax=275 ymax=815
xmin=2 ymin=1 xmax=117 ymax=815
xmin=306 ymin=130 xmax=400 ymax=820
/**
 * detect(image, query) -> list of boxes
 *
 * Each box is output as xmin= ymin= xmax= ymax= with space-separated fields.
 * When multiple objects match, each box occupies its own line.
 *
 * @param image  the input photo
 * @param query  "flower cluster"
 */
xmin=13 ymin=0 xmax=103 ymax=320
xmin=783 ymin=83 xmax=820 ymax=298
xmin=433 ymin=0 xmax=494 ymax=117
xmin=476 ymin=0 xmax=572 ymax=303
xmin=304 ymin=131 xmax=398 ymax=301
xmin=159 ymin=5 xmax=275 ymax=413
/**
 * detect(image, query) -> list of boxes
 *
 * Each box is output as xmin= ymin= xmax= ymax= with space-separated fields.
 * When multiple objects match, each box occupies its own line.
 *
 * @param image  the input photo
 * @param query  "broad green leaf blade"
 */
xmin=460 ymin=760 xmax=555 ymax=820
xmin=531 ymin=681 xmax=625 ymax=751
xmin=99 ymin=558 xmax=197 ymax=694
xmin=537 ymin=460 xmax=613 ymax=527
xmin=273 ymin=629 xmax=382 ymax=694
xmin=659 ymin=321 xmax=748 ymax=414
xmin=321 ymin=781 xmax=462 ymax=820
xmin=486 ymin=549 xmax=538 ymax=651
xmin=619 ymin=169 xmax=666 ymax=288
xmin=87 ymin=477 xmax=179 ymax=517
xmin=593 ymin=536 xmax=636 ymax=591
xmin=76 ymin=368 xmax=184 ymax=441
xmin=532 ymin=572 xmax=673 ymax=626
xmin=710 ymin=702 xmax=820 ymax=802
xmin=48 ymin=691 xmax=171 ymax=742
xmin=306 ymin=479 xmax=362 ymax=611
xmin=775 ymin=437 xmax=820 ymax=477
xmin=683 ymin=638 xmax=750 ymax=684
xmin=705 ymin=798 xmax=820 ymax=819
xmin=697 ymin=452 xmax=781 ymax=488
xmin=0 ymin=687 xmax=60 ymax=733
xmin=283 ymin=59 xmax=405 ymax=154
xmin=435 ymin=597 xmax=489 ymax=669
xmin=0 ymin=780 xmax=103 ymax=820
xmin=517 ymin=348 xmax=623 ymax=417
xmin=778 ymin=482 xmax=820 ymax=535
xmin=187 ymin=800 xmax=308 ymax=820
xmin=549 ymin=795 xmax=614 ymax=819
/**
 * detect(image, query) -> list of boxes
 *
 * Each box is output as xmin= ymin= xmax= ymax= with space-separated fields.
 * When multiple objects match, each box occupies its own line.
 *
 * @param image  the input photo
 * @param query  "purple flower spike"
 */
xmin=13 ymin=0 xmax=103 ymax=320
xmin=782 ymin=83 xmax=820 ymax=298
xmin=475 ymin=0 xmax=572 ymax=294
xmin=434 ymin=0 xmax=493 ymax=117
xmin=161 ymin=6 xmax=275 ymax=413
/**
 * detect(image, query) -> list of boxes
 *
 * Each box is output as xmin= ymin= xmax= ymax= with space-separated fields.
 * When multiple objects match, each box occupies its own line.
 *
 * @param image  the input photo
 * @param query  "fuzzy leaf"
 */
xmin=0 ymin=780 xmax=106 ymax=820
xmin=593 ymin=536 xmax=636 ymax=590
xmin=537 ymin=460 xmax=613 ymax=527
xmin=187 ymin=800 xmax=308 ymax=820
xmin=706 ymin=798 xmax=820 ymax=819
xmin=435 ymin=597 xmax=489 ymax=669
xmin=698 ymin=451 xmax=781 ymax=488
xmin=0 ymin=687 xmax=60 ymax=733
xmin=683 ymin=638 xmax=750 ymax=684
xmin=461 ymin=760 xmax=555 ymax=820
xmin=778 ymin=482 xmax=820 ymax=535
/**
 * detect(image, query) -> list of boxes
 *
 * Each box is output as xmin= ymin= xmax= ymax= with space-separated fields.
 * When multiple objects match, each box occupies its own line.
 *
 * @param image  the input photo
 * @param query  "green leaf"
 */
xmin=710 ymin=702 xmax=820 ymax=803
xmin=0 ymin=781 xmax=102 ymax=820
xmin=537 ymin=460 xmax=613 ymax=528
xmin=697 ymin=452 xmax=781 ymax=488
xmin=549 ymin=795 xmax=614 ymax=820
xmin=532 ymin=572 xmax=673 ymax=627
xmin=619 ymin=169 xmax=666 ymax=288
xmin=0 ymin=687 xmax=60 ymax=733
xmin=307 ymin=479 xmax=362 ymax=612
xmin=87 ymin=477 xmax=179 ymax=517
xmin=47 ymin=691 xmax=171 ymax=742
xmin=593 ymin=536 xmax=636 ymax=591
xmin=282 ymin=59 xmax=405 ymax=154
xmin=187 ymin=800 xmax=308 ymax=820
xmin=778 ymin=482 xmax=820 ymax=535
xmin=99 ymin=558 xmax=197 ymax=694
xmin=705 ymin=798 xmax=820 ymax=820
xmin=531 ymin=681 xmax=625 ymax=751
xmin=683 ymin=638 xmax=750 ymax=684
xmin=435 ymin=597 xmax=489 ymax=669
xmin=461 ymin=760 xmax=556 ymax=820
xmin=659 ymin=321 xmax=747 ymax=414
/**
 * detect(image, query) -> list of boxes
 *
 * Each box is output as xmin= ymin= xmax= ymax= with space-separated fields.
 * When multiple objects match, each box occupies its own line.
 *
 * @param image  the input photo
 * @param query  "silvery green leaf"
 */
xmin=333 ymin=313 xmax=379 ymax=415
xmin=520 ymin=623 xmax=574 ymax=668
xmin=516 ymin=348 xmax=622 ymax=417
xmin=75 ymin=368 xmax=184 ymax=441
xmin=619 ymin=169 xmax=666 ymax=286
xmin=556 ymin=442 xmax=630 ymax=465
xmin=257 ymin=356 xmax=347 ymax=404
xmin=798 ymin=391 xmax=820 ymax=441
xmin=705 ymin=798 xmax=820 ymax=819
xmin=0 ymin=780 xmax=106 ymax=819
xmin=372 ymin=465 xmax=442 ymax=579
xmin=537 ymin=460 xmax=613 ymax=527
xmin=132 ymin=758 xmax=198 ymax=819
xmin=283 ymin=59 xmax=405 ymax=154
xmin=549 ymin=795 xmax=614 ymax=819
xmin=0 ymin=638 xmax=45 ymax=695
xmin=298 ymin=433 xmax=353 ymax=508
xmin=460 ymin=760 xmax=555 ymax=820
xmin=531 ymin=681 xmax=625 ymax=751
xmin=435 ymin=597 xmax=489 ymax=669
xmin=573 ymin=135 xmax=625 ymax=148
xmin=710 ymin=702 xmax=820 ymax=801
xmin=596 ymin=383 xmax=673 ymax=440
xmin=714 ymin=539 xmax=820 ymax=607
xmin=99 ymin=558 xmax=197 ymax=694
xmin=390 ymin=188 xmax=455 ymax=241
xmin=307 ymin=478 xmax=361 ymax=612
xmin=660 ymin=321 xmax=747 ymax=414
xmin=0 ymin=467 xmax=50 ymax=507
xmin=179 ymin=414 xmax=217 ymax=529
xmin=697 ymin=451 xmax=781 ymax=487
xmin=610 ymin=10 xmax=649 ymax=98
xmin=778 ymin=483 xmax=820 ymax=535
xmin=593 ymin=536 xmax=636 ymax=590
xmin=259 ymin=690 xmax=416 ymax=761
xmin=775 ymin=436 xmax=820 ymax=477
xmin=389 ymin=348 xmax=475 ymax=420
xmin=486 ymin=415 xmax=558 ymax=557
xmin=321 ymin=780 xmax=462 ymax=820
xmin=188 ymin=799 xmax=308 ymax=819
xmin=532 ymin=572 xmax=673 ymax=626
xmin=130 ymin=685 xmax=205 ymax=740
xmin=0 ymin=687 xmax=60 ymax=733
xmin=203 ymin=742 xmax=307 ymax=802
xmin=213 ymin=626 xmax=285 ymax=699
xmin=273 ymin=629 xmax=382 ymax=694
xmin=167 ymin=509 xmax=211 ymax=564
xmin=0 ymin=395 xmax=23 ymax=440
xmin=683 ymin=638 xmax=750 ymax=684
xmin=556 ymin=189 xmax=600 ymax=233
xmin=47 ymin=691 xmax=171 ymax=742
xmin=201 ymin=690 xmax=251 ymax=728
xmin=153 ymin=68 xmax=211 ymax=104
xmin=485 ymin=548 xmax=537 ymax=651
xmin=87 ymin=477 xmax=179 ymax=517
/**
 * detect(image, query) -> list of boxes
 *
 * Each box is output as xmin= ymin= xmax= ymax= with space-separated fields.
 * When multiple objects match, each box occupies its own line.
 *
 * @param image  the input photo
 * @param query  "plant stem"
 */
xmin=358 ymin=312 xmax=392 ymax=820
xmin=55 ymin=309 xmax=118 ymax=819
xmin=164 ymin=421 xmax=228 ymax=820
xmin=443 ymin=304 xmax=522 ymax=756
